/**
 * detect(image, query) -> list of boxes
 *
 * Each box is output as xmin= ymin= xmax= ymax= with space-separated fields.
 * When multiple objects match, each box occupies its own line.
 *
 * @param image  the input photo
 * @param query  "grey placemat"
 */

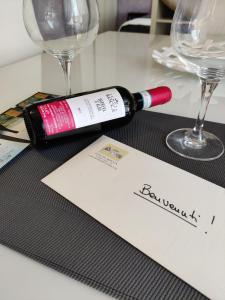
xmin=1 ymin=111 xmax=224 ymax=300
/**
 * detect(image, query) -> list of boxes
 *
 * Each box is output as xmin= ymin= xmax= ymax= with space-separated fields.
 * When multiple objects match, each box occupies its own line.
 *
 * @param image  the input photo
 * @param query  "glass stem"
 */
xmin=58 ymin=57 xmax=72 ymax=95
xmin=192 ymin=78 xmax=219 ymax=143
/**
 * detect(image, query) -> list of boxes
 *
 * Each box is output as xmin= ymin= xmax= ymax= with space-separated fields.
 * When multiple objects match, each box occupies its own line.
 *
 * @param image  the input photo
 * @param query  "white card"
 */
xmin=42 ymin=136 xmax=225 ymax=300
xmin=0 ymin=138 xmax=29 ymax=169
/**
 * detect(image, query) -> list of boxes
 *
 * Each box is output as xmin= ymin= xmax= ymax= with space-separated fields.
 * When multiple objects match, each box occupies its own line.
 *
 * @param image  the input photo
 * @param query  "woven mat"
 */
xmin=1 ymin=111 xmax=224 ymax=300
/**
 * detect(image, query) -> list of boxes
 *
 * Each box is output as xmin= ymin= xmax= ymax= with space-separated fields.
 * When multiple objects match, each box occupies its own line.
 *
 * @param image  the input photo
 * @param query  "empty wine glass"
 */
xmin=23 ymin=0 xmax=99 ymax=95
xmin=166 ymin=0 xmax=225 ymax=161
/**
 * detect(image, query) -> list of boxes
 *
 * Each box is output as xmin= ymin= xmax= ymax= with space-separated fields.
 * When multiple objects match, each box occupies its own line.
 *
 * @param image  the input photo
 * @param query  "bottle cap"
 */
xmin=148 ymin=86 xmax=172 ymax=107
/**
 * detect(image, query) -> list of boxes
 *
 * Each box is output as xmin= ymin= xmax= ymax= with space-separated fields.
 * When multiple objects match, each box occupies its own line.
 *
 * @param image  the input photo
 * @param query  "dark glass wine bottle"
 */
xmin=23 ymin=85 xmax=172 ymax=146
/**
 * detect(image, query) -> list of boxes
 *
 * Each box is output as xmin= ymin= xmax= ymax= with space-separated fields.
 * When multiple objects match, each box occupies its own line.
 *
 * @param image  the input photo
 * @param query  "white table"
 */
xmin=0 ymin=31 xmax=224 ymax=300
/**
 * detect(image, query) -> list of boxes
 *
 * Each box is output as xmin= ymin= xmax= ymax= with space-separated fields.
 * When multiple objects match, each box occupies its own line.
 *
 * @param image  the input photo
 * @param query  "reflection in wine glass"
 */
xmin=166 ymin=0 xmax=225 ymax=161
xmin=23 ymin=0 xmax=99 ymax=95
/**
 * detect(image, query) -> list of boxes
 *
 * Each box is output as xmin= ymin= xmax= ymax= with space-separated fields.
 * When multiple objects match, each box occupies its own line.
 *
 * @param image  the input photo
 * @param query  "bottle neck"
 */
xmin=133 ymin=91 xmax=152 ymax=111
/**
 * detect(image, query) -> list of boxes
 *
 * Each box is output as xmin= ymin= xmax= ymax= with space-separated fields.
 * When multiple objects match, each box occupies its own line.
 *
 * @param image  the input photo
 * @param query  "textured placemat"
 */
xmin=0 ymin=111 xmax=224 ymax=300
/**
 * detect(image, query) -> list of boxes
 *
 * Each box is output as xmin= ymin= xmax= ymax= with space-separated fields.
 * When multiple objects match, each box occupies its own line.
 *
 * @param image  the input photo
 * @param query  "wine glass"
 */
xmin=23 ymin=0 xmax=99 ymax=95
xmin=166 ymin=0 xmax=225 ymax=161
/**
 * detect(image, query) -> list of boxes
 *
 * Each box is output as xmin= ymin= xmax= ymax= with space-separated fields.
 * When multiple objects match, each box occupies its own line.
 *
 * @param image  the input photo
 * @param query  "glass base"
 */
xmin=166 ymin=128 xmax=224 ymax=161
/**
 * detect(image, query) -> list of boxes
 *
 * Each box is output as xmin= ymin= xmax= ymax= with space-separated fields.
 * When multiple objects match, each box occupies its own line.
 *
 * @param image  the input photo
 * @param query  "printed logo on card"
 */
xmin=100 ymin=144 xmax=128 ymax=161
xmin=90 ymin=143 xmax=128 ymax=169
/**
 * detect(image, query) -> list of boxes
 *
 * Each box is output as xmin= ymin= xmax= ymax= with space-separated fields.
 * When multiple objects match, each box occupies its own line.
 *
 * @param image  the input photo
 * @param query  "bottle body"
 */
xmin=23 ymin=85 xmax=172 ymax=146
xmin=23 ymin=86 xmax=136 ymax=146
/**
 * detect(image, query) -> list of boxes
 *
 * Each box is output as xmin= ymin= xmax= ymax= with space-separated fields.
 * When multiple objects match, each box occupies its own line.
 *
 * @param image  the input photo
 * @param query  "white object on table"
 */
xmin=152 ymin=46 xmax=196 ymax=73
xmin=42 ymin=135 xmax=225 ymax=300
xmin=0 ymin=31 xmax=224 ymax=300
xmin=0 ymin=139 xmax=28 ymax=169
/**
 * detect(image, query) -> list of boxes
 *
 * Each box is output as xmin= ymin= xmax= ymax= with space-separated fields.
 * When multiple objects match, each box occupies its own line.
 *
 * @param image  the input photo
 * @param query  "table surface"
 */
xmin=0 ymin=31 xmax=224 ymax=300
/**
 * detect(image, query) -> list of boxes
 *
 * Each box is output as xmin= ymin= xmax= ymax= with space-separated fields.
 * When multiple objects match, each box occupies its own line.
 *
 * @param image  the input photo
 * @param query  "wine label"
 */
xmin=139 ymin=91 xmax=152 ymax=109
xmin=38 ymin=89 xmax=126 ymax=136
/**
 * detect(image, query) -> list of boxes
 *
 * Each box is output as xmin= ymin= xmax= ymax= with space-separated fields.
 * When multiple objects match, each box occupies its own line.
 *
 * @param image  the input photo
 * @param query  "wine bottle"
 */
xmin=23 ymin=85 xmax=172 ymax=146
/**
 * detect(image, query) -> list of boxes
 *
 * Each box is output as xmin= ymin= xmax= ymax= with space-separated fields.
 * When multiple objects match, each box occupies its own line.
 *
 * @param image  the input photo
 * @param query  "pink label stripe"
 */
xmin=38 ymin=100 xmax=76 ymax=136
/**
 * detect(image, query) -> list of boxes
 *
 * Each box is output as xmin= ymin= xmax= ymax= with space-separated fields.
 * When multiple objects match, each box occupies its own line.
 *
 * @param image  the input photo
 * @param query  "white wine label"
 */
xmin=140 ymin=91 xmax=152 ymax=109
xmin=38 ymin=89 xmax=125 ymax=136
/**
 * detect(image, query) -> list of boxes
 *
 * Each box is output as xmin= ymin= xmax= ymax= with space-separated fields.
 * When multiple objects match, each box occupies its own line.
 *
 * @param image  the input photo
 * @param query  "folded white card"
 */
xmin=42 ymin=136 xmax=225 ymax=300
